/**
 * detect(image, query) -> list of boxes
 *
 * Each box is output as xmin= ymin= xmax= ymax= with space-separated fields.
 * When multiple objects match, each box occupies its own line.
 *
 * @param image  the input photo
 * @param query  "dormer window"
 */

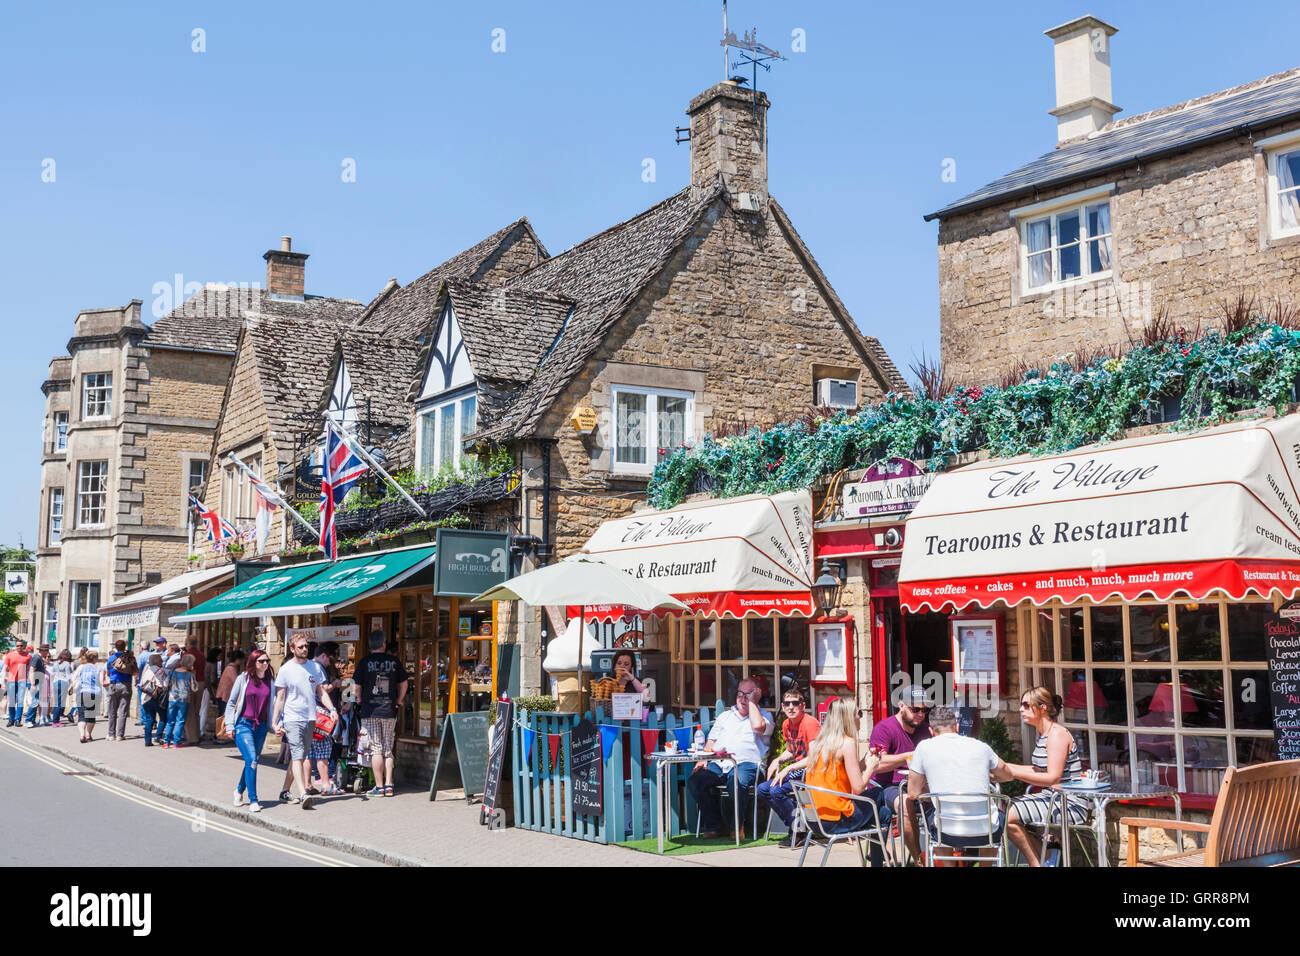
xmin=1011 ymin=185 xmax=1113 ymax=294
xmin=417 ymin=391 xmax=476 ymax=474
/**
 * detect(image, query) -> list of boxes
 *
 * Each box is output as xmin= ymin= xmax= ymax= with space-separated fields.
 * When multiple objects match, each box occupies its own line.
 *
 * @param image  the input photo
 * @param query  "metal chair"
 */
xmin=790 ymin=781 xmax=895 ymax=868
xmin=914 ymin=789 xmax=1012 ymax=867
xmin=1012 ymin=785 xmax=1095 ymax=867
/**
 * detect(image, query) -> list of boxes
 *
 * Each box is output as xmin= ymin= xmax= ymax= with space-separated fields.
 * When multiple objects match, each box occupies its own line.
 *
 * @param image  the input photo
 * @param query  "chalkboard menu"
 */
xmin=1268 ymin=605 xmax=1300 ymax=760
xmin=570 ymin=718 xmax=602 ymax=816
xmin=480 ymin=698 xmax=513 ymax=824
xmin=429 ymin=712 xmax=490 ymax=805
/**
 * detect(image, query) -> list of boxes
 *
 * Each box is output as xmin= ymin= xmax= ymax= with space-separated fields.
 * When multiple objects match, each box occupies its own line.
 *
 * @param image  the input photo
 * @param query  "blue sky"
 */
xmin=2 ymin=0 xmax=1297 ymax=545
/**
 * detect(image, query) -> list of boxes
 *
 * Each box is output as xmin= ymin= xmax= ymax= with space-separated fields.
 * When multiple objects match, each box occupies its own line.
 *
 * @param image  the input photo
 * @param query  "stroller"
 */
xmin=336 ymin=709 xmax=375 ymax=794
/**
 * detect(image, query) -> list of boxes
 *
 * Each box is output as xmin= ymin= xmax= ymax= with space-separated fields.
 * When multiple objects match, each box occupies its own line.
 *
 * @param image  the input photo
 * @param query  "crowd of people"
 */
xmin=2 ymin=629 xmax=410 ymax=814
xmin=688 ymin=676 xmax=1085 ymax=866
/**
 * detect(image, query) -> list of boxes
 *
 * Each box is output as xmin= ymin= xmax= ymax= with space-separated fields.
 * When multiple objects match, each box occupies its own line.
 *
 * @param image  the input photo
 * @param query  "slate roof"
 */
xmin=926 ymin=67 xmax=1300 ymax=221
xmin=358 ymin=218 xmax=549 ymax=340
xmin=322 ymin=331 xmax=424 ymax=429
xmin=475 ymin=186 xmax=720 ymax=440
xmin=144 ymin=285 xmax=365 ymax=352
xmin=445 ymin=279 xmax=574 ymax=384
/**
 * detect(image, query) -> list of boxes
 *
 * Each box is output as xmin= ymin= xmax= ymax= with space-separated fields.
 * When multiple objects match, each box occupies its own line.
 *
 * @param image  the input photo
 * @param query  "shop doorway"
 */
xmin=870 ymin=598 xmax=953 ymax=723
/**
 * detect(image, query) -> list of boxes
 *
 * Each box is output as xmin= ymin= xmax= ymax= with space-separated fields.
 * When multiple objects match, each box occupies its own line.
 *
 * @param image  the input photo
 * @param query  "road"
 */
xmin=0 ymin=733 xmax=380 ymax=867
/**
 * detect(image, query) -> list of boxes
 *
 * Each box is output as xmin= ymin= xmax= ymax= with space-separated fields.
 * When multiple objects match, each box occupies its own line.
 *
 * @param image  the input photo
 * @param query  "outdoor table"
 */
xmin=1050 ymin=782 xmax=1182 ymax=867
xmin=646 ymin=750 xmax=740 ymax=854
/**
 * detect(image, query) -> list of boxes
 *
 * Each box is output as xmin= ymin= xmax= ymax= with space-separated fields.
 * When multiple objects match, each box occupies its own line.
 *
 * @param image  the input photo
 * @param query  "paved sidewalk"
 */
xmin=3 ymin=723 xmax=866 ymax=867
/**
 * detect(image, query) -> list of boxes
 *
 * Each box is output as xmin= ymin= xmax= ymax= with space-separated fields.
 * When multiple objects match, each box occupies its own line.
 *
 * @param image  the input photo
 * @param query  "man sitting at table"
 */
xmin=756 ymin=683 xmax=821 ymax=847
xmin=868 ymin=685 xmax=932 ymax=824
xmin=903 ymin=705 xmax=1014 ymax=863
xmin=688 ymin=678 xmax=773 ymax=839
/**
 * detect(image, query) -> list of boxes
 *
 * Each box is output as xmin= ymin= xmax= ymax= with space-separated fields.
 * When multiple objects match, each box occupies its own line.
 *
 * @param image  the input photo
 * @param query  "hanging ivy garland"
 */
xmin=647 ymin=320 xmax=1300 ymax=510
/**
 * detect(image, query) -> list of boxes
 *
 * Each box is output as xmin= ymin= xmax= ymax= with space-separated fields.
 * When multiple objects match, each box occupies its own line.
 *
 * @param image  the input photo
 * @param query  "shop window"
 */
xmin=1226 ymin=603 xmax=1269 ymax=661
xmin=749 ymin=666 xmax=776 ymax=709
xmin=1133 ymin=670 xmax=1175 ymax=727
xmin=1236 ymin=736 xmax=1277 ymax=766
xmin=1062 ymin=668 xmax=1091 ymax=724
xmin=1175 ymin=603 xmax=1221 ymax=661
xmin=1096 ymin=732 xmax=1132 ymax=788
xmin=1090 ymin=606 xmax=1123 ymax=663
xmin=721 ymin=666 xmax=744 ymax=702
xmin=1035 ymin=607 xmax=1056 ymax=662
xmin=1178 ymin=670 xmax=1225 ymax=728
xmin=1063 ymin=607 xmax=1086 ymax=661
xmin=719 ymin=620 xmax=743 ymax=659
xmin=1231 ymin=668 xmax=1272 ymax=731
xmin=1181 ymin=736 xmax=1229 ymax=795
xmin=1092 ymin=668 xmax=1128 ymax=726
xmin=749 ymin=619 xmax=774 ymax=658
xmin=777 ymin=617 xmax=805 ymax=659
xmin=1127 ymin=605 xmax=1170 ymax=662
xmin=698 ymin=619 xmax=716 ymax=660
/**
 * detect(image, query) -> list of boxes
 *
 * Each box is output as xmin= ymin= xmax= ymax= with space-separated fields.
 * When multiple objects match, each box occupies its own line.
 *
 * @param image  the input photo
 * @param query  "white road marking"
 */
xmin=0 ymin=734 xmax=357 ymax=867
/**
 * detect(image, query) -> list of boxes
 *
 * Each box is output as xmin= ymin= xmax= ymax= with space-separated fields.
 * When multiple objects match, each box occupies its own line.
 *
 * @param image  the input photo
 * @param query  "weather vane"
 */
xmin=719 ymin=2 xmax=786 ymax=118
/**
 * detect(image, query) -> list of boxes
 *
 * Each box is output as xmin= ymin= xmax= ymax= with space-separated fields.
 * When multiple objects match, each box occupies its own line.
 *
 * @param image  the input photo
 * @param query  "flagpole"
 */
xmin=325 ymin=412 xmax=428 ymax=518
xmin=227 ymin=453 xmax=320 ymax=537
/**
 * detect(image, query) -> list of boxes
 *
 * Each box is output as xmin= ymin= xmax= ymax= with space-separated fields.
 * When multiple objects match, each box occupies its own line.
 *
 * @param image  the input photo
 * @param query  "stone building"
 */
xmin=26 ymin=240 xmax=363 ymax=653
xmin=928 ymin=15 xmax=1300 ymax=384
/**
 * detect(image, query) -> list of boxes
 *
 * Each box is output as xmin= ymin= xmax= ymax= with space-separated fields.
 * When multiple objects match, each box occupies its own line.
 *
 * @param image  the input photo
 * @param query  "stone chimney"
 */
xmin=263 ymin=236 xmax=308 ymax=299
xmin=688 ymin=81 xmax=770 ymax=207
xmin=1045 ymin=15 xmax=1119 ymax=143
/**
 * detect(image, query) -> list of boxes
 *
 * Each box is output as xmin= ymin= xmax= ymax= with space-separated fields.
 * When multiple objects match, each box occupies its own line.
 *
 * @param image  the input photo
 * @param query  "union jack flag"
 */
xmin=189 ymin=493 xmax=237 ymax=542
xmin=319 ymin=419 xmax=369 ymax=560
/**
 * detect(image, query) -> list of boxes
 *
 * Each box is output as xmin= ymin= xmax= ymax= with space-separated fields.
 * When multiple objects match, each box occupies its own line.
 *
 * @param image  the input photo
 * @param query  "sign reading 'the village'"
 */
xmin=1267 ymin=605 xmax=1300 ymax=761
xmin=843 ymin=458 xmax=933 ymax=517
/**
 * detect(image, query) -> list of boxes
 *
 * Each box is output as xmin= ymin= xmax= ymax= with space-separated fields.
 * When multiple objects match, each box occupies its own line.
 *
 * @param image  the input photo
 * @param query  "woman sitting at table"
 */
xmin=805 ymin=698 xmax=884 ymax=839
xmin=1002 ymin=685 xmax=1089 ymax=866
xmin=606 ymin=649 xmax=648 ymax=701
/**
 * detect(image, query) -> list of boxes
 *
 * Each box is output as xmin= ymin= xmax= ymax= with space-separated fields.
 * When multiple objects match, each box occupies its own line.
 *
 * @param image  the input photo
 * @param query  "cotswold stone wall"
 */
xmin=938 ymin=122 xmax=1300 ymax=385
xmin=477 ymin=228 xmax=546 ymax=285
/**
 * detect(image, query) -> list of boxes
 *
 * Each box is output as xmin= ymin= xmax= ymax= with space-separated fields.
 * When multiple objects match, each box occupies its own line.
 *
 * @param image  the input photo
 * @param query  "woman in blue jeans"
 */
xmin=49 ymin=650 xmax=73 ymax=725
xmin=224 ymin=649 xmax=275 ymax=812
xmin=163 ymin=655 xmax=195 ymax=748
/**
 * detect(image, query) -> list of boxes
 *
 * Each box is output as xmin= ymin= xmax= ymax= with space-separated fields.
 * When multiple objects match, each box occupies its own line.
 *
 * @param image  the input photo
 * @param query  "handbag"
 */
xmin=215 ymin=715 xmax=232 ymax=740
xmin=313 ymin=705 xmax=337 ymax=740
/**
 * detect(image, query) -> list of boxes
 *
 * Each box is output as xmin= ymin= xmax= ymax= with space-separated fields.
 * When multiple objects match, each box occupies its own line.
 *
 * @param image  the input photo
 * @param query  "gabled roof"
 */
xmin=927 ymin=67 xmax=1300 ymax=221
xmin=319 ymin=331 xmax=423 ymax=430
xmin=476 ymin=186 xmax=721 ymax=440
xmin=144 ymin=285 xmax=365 ymax=352
xmin=444 ymin=279 xmax=574 ymax=384
xmin=358 ymin=218 xmax=549 ymax=339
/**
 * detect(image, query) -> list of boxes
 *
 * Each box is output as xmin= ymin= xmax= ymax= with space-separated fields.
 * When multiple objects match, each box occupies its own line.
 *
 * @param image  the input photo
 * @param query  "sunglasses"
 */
xmin=907 ymin=704 xmax=929 ymax=712
xmin=1019 ymin=700 xmax=1035 ymax=709
xmin=781 ymin=700 xmax=803 ymax=707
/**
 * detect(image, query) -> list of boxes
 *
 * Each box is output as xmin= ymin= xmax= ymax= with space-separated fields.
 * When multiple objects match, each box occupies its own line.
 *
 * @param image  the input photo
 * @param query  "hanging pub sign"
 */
xmin=434 ymin=529 xmax=510 ymax=597
xmin=842 ymin=458 xmax=933 ymax=517
xmin=1267 ymin=602 xmax=1300 ymax=761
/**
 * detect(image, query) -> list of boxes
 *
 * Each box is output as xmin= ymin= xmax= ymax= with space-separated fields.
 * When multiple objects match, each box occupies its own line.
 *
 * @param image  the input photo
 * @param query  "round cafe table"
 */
xmin=1049 ymin=781 xmax=1182 ymax=866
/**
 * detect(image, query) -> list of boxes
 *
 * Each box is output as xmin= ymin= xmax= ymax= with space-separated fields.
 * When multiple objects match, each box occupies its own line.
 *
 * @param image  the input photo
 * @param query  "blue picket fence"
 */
xmin=510 ymin=699 xmax=727 ymax=844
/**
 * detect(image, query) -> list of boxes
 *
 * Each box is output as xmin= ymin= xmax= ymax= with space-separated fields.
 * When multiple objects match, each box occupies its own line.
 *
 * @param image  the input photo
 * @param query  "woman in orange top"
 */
xmin=804 ymin=697 xmax=883 ymax=833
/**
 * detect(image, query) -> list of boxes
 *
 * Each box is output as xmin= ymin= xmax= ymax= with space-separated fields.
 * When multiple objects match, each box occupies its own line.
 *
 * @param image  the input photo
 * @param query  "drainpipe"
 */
xmin=539 ymin=438 xmax=555 ymax=565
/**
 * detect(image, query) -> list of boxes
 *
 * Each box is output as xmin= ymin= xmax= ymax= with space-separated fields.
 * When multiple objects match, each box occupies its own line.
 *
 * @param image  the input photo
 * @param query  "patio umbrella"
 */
xmin=474 ymin=555 xmax=688 ymax=710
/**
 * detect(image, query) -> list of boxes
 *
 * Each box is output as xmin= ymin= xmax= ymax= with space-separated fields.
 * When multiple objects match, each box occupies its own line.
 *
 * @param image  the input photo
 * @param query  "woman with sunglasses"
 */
xmin=1003 ymin=685 xmax=1088 ymax=866
xmin=805 ymin=698 xmax=884 ymax=839
xmin=224 ymin=649 xmax=276 ymax=812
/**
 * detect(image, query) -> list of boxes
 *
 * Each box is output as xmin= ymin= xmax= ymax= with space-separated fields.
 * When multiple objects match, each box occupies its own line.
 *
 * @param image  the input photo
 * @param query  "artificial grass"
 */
xmin=617 ymin=832 xmax=784 ymax=856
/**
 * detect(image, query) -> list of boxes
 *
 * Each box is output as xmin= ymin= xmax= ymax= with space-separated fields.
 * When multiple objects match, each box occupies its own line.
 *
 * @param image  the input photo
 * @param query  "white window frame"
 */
xmin=71 ymin=582 xmax=100 ymax=649
xmin=81 ymin=373 xmax=112 ymax=420
xmin=76 ymin=461 xmax=108 ymax=527
xmin=53 ymin=411 xmax=68 ymax=452
xmin=610 ymin=385 xmax=694 ymax=476
xmin=42 ymin=592 xmax=58 ymax=645
xmin=48 ymin=488 xmax=64 ymax=546
xmin=416 ymin=390 xmax=477 ymax=475
xmin=1261 ymin=132 xmax=1300 ymax=241
xmin=1011 ymin=185 xmax=1114 ymax=295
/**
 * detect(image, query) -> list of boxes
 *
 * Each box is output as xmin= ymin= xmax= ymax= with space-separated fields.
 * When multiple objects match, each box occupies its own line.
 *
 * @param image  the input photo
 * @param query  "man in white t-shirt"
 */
xmin=904 ymin=705 xmax=1014 ymax=862
xmin=272 ymin=634 xmax=337 ymax=809
xmin=687 ymin=678 xmax=773 ymax=838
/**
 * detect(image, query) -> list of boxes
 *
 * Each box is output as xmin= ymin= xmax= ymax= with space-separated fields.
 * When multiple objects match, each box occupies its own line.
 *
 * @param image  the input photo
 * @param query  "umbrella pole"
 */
xmin=576 ymin=607 xmax=585 ymax=715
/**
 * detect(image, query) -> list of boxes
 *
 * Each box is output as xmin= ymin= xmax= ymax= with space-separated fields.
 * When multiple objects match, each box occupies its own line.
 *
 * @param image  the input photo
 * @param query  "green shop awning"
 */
xmin=171 ymin=561 xmax=335 ymax=624
xmin=231 ymin=545 xmax=438 ymax=619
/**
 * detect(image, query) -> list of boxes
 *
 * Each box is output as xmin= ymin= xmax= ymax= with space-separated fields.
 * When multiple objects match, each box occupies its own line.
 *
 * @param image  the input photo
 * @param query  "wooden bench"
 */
xmin=1121 ymin=760 xmax=1300 ymax=867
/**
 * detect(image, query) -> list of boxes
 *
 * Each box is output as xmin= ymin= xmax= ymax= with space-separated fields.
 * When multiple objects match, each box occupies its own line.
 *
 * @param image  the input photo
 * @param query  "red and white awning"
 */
xmin=899 ymin=416 xmax=1300 ymax=612
xmin=575 ymin=490 xmax=816 ymax=620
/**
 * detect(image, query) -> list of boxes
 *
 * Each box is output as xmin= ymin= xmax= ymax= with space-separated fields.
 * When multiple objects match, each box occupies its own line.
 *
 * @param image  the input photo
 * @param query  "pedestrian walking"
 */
xmin=3 ymin=640 xmax=31 ymax=726
xmin=70 ymin=651 xmax=105 ymax=743
xmin=105 ymin=639 xmax=136 ymax=740
xmin=134 ymin=641 xmax=152 ymax=724
xmin=307 ymin=643 xmax=344 ymax=795
xmin=271 ymin=633 xmax=337 ymax=809
xmin=138 ymin=653 xmax=169 ymax=746
xmin=214 ymin=649 xmax=244 ymax=741
xmin=353 ymin=629 xmax=408 ymax=798
xmin=162 ymin=655 xmax=196 ymax=748
xmin=68 ymin=648 xmax=88 ymax=723
xmin=184 ymin=640 xmax=205 ymax=745
xmin=24 ymin=645 xmax=51 ymax=727
xmin=226 ymin=649 xmax=275 ymax=812
xmin=50 ymin=650 xmax=73 ymax=725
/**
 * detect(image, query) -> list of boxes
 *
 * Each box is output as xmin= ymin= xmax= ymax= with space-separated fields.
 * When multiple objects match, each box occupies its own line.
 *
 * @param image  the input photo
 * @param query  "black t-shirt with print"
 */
xmin=354 ymin=653 xmax=410 ymax=719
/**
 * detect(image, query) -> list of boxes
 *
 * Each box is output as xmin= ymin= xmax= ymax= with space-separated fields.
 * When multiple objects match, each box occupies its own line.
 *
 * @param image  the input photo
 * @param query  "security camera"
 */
xmin=883 ymin=527 xmax=903 ymax=549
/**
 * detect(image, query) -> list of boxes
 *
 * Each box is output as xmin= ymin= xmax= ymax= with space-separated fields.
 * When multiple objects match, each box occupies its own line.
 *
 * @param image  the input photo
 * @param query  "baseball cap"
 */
xmin=153 ymin=636 xmax=167 ymax=644
xmin=900 ymin=686 xmax=930 ymax=707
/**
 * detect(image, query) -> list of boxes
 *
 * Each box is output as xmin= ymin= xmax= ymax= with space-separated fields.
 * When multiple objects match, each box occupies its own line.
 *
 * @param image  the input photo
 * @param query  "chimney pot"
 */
xmin=281 ymin=236 xmax=292 ymax=252
xmin=1045 ymin=15 xmax=1119 ymax=144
